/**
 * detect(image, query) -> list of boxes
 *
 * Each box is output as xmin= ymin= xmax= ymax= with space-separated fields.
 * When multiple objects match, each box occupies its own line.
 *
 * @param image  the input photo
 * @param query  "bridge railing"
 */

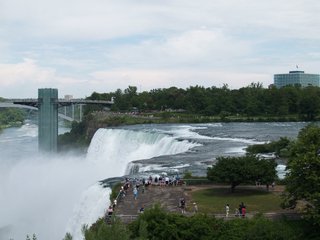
xmin=4 ymin=98 xmax=113 ymax=105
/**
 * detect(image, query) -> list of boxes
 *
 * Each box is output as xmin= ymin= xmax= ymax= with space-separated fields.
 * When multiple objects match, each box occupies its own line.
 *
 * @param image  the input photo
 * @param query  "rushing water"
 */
xmin=0 ymin=121 xmax=307 ymax=240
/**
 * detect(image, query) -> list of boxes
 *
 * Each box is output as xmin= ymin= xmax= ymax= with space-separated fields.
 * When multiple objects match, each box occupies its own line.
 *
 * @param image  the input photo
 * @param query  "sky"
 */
xmin=0 ymin=0 xmax=320 ymax=98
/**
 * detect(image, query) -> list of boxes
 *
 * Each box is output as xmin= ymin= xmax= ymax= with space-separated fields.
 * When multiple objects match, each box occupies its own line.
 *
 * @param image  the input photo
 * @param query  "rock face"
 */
xmin=114 ymin=185 xmax=190 ymax=217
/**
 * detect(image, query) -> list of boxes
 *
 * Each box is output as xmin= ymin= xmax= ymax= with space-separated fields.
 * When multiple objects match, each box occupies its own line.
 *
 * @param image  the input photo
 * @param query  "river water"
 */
xmin=0 ymin=121 xmax=307 ymax=240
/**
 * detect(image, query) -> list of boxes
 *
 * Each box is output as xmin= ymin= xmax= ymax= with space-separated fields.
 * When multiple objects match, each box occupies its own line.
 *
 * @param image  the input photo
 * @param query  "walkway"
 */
xmin=110 ymin=183 xmax=301 ymax=223
xmin=113 ymin=184 xmax=189 ymax=223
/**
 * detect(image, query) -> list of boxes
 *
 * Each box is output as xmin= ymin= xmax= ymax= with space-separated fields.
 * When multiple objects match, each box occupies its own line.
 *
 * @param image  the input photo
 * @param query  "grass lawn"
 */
xmin=190 ymin=187 xmax=283 ymax=214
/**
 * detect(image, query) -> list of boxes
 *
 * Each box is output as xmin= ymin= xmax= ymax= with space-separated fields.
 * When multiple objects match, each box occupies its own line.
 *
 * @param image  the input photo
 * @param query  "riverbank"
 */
xmin=0 ymin=121 xmax=23 ymax=131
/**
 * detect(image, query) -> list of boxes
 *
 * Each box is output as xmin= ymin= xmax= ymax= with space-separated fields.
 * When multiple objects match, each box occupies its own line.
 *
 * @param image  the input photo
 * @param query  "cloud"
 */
xmin=0 ymin=59 xmax=55 ymax=86
xmin=103 ymin=28 xmax=251 ymax=70
xmin=0 ymin=0 xmax=319 ymax=98
xmin=1 ymin=0 xmax=320 ymax=41
xmin=0 ymin=59 xmax=90 ymax=98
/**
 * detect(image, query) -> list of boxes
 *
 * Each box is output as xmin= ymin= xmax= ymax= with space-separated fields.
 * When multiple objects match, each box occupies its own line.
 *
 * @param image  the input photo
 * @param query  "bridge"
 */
xmin=0 ymin=88 xmax=113 ymax=152
xmin=0 ymin=102 xmax=77 ymax=122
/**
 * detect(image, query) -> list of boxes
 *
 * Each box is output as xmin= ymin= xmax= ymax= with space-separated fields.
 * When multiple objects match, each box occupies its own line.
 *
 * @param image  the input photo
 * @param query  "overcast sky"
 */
xmin=0 ymin=0 xmax=319 ymax=98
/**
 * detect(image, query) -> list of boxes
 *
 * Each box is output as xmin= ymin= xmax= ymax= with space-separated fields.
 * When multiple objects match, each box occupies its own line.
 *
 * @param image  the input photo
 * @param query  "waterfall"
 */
xmin=85 ymin=128 xmax=199 ymax=179
xmin=66 ymin=128 xmax=199 ymax=239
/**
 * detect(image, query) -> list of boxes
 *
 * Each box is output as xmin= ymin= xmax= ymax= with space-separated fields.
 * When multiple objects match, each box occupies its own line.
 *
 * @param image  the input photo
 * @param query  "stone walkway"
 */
xmin=114 ymin=185 xmax=189 ymax=216
xmin=111 ymin=184 xmax=300 ymax=223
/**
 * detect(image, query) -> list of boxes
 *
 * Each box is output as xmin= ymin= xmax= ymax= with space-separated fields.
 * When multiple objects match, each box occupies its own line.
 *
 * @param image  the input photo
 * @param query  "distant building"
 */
xmin=64 ymin=95 xmax=73 ymax=100
xmin=274 ymin=70 xmax=320 ymax=88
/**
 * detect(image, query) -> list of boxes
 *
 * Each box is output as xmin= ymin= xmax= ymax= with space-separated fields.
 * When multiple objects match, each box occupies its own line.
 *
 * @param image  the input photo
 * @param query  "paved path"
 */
xmin=111 ymin=184 xmax=300 ymax=223
xmin=114 ymin=185 xmax=189 ymax=216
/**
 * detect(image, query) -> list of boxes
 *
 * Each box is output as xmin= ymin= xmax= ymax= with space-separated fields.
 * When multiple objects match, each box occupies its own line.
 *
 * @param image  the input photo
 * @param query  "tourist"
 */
xmin=107 ymin=205 xmax=113 ymax=216
xmin=239 ymin=202 xmax=246 ymax=218
xmin=180 ymin=198 xmax=186 ymax=214
xmin=112 ymin=199 xmax=117 ymax=210
xmin=165 ymin=176 xmax=169 ymax=185
xmin=193 ymin=202 xmax=198 ymax=213
xmin=119 ymin=188 xmax=125 ymax=200
xmin=176 ymin=174 xmax=180 ymax=185
xmin=139 ymin=205 xmax=145 ymax=213
xmin=133 ymin=186 xmax=138 ymax=200
xmin=241 ymin=206 xmax=246 ymax=218
xmin=235 ymin=208 xmax=240 ymax=217
xmin=225 ymin=204 xmax=230 ymax=217
xmin=154 ymin=176 xmax=158 ymax=185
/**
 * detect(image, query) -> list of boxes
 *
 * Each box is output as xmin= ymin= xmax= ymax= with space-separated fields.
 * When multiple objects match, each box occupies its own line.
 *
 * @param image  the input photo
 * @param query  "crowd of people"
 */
xmin=228 ymin=202 xmax=246 ymax=218
xmin=104 ymin=175 xmax=186 ymax=222
xmin=105 ymin=176 xmax=249 ymax=224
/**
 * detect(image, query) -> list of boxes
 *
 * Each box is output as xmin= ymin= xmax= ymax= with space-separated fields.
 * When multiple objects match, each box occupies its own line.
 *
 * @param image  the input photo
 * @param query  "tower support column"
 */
xmin=38 ymin=88 xmax=58 ymax=152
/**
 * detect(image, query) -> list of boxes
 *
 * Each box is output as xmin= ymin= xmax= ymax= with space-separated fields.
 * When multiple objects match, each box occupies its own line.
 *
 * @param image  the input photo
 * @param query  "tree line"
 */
xmin=80 ymin=205 xmax=317 ymax=240
xmin=0 ymin=108 xmax=25 ymax=128
xmin=85 ymin=83 xmax=320 ymax=120
xmin=0 ymin=98 xmax=26 ymax=128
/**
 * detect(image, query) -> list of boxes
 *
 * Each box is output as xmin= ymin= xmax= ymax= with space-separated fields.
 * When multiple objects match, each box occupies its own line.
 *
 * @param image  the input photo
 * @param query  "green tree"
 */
xmin=83 ymin=217 xmax=130 ymax=240
xmin=0 ymin=108 xmax=25 ymax=126
xmin=246 ymin=137 xmax=291 ymax=157
xmin=129 ymin=205 xmax=223 ymax=240
xmin=63 ymin=232 xmax=73 ymax=240
xmin=256 ymin=158 xmax=277 ymax=190
xmin=299 ymin=87 xmax=320 ymax=120
xmin=85 ymin=205 xmax=314 ymax=240
xmin=185 ymin=85 xmax=208 ymax=113
xmin=207 ymin=156 xmax=276 ymax=192
xmin=283 ymin=124 xmax=320 ymax=226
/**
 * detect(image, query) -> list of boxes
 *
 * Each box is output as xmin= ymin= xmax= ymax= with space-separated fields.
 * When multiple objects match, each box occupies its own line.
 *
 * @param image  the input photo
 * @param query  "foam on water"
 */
xmin=66 ymin=184 xmax=111 ymax=240
xmin=212 ymin=136 xmax=265 ymax=145
xmin=276 ymin=164 xmax=287 ymax=179
xmin=137 ymin=163 xmax=191 ymax=173
xmin=86 ymin=128 xmax=199 ymax=177
xmin=196 ymin=123 xmax=223 ymax=128
xmin=226 ymin=147 xmax=247 ymax=154
xmin=16 ymin=123 xmax=38 ymax=137
xmin=153 ymin=125 xmax=213 ymax=140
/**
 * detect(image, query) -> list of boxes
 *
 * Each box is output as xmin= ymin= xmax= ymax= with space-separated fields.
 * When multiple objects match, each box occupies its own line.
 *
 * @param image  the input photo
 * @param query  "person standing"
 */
xmin=107 ymin=205 xmax=113 ymax=216
xmin=180 ymin=198 xmax=186 ymax=214
xmin=241 ymin=205 xmax=246 ymax=218
xmin=235 ymin=208 xmax=240 ymax=217
xmin=139 ymin=205 xmax=145 ymax=213
xmin=133 ymin=186 xmax=138 ymax=200
xmin=112 ymin=199 xmax=117 ymax=210
xmin=193 ymin=202 xmax=198 ymax=213
xmin=225 ymin=204 xmax=230 ymax=217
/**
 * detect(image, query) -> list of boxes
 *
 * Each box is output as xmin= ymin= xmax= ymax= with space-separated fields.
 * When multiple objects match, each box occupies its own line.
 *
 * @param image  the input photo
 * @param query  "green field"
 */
xmin=191 ymin=187 xmax=283 ymax=214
